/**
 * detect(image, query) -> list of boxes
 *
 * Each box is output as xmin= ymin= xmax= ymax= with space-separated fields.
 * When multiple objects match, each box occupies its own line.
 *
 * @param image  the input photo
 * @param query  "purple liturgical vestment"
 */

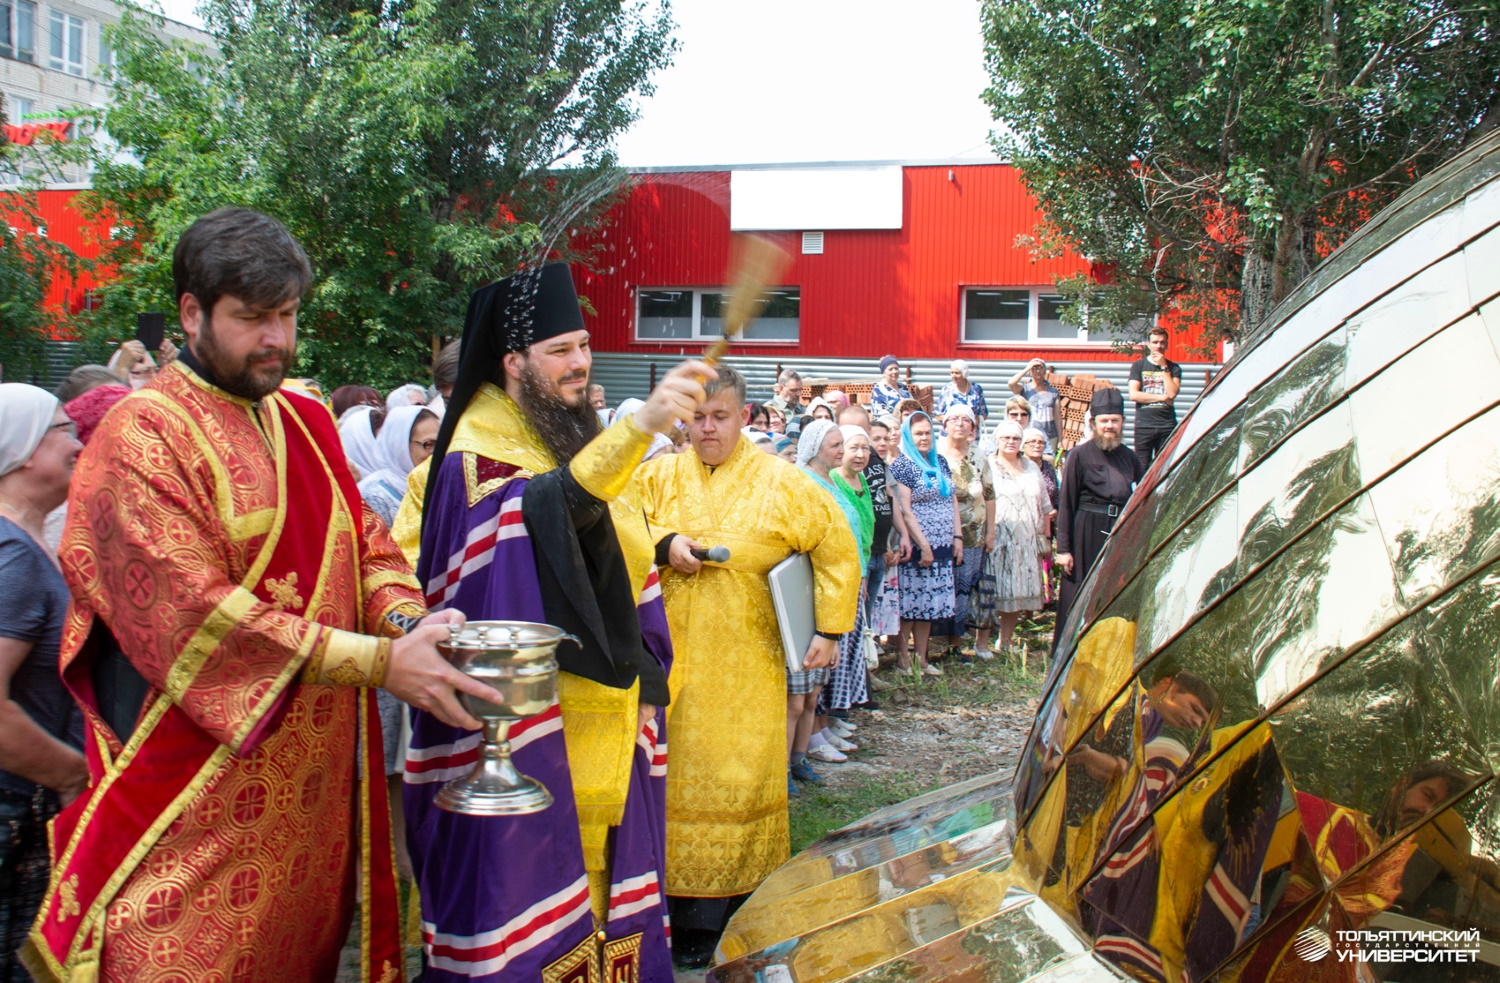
xmin=402 ymin=435 xmax=674 ymax=981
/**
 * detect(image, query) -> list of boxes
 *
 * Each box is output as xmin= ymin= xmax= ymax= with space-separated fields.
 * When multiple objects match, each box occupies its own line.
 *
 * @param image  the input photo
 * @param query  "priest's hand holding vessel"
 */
xmin=432 ymin=620 xmax=580 ymax=816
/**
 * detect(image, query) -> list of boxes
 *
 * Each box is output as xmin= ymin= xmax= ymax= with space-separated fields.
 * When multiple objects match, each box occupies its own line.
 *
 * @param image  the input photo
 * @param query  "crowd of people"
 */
xmin=0 ymin=206 xmax=1177 ymax=982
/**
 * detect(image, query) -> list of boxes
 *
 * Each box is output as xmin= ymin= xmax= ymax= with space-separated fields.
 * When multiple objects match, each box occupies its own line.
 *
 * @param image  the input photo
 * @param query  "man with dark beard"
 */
xmin=392 ymin=263 xmax=709 ymax=982
xmin=1055 ymin=388 xmax=1143 ymax=644
xmin=27 ymin=208 xmax=493 ymax=983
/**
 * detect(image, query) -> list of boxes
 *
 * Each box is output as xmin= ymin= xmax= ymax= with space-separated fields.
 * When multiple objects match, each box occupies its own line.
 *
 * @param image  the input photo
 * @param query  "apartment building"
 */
xmin=1 ymin=0 xmax=210 ymax=185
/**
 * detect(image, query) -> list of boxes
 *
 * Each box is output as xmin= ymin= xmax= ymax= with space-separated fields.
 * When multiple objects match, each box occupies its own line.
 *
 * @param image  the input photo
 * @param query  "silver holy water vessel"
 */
xmin=434 ymin=620 xmax=578 ymax=816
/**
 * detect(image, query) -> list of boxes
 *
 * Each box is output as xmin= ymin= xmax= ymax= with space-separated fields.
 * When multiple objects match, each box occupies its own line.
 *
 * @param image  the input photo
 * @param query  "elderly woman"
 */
xmin=933 ymin=404 xmax=994 ymax=660
xmin=973 ymin=420 xmax=1049 ymax=663
xmin=893 ymin=398 xmax=923 ymax=431
xmin=338 ymin=404 xmax=385 ymax=482
xmin=807 ymin=396 xmax=836 ymax=422
xmin=870 ymin=355 xmax=914 ymax=417
xmin=0 ymin=385 xmax=88 ymax=979
xmin=808 ymin=425 xmax=875 ymax=763
xmin=936 ymin=360 xmax=989 ymax=431
xmin=789 ymin=420 xmax=849 ymax=787
xmin=890 ymin=411 xmax=960 ymax=676
xmin=1008 ymin=358 xmax=1060 ymax=452
xmin=1022 ymin=426 xmax=1059 ymax=605
xmin=386 ymin=383 xmax=429 ymax=411
xmin=359 ymin=405 xmax=441 ymax=528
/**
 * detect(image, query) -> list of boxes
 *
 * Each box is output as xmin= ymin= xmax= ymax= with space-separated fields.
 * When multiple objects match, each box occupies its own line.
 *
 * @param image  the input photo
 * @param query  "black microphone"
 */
xmin=690 ymin=546 xmax=731 ymax=564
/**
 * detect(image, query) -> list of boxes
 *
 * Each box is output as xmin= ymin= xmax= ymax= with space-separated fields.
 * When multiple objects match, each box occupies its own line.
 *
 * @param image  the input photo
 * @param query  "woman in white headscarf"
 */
xmin=358 ymin=405 xmax=441 ymax=528
xmin=806 ymin=396 xmax=836 ymax=422
xmin=385 ymin=383 xmax=429 ymax=412
xmin=0 ymin=385 xmax=89 ymax=975
xmin=338 ymin=405 xmax=384 ymax=482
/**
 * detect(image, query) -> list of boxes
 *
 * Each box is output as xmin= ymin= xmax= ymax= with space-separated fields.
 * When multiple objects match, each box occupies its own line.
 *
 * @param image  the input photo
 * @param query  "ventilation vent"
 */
xmin=801 ymin=231 xmax=824 ymax=255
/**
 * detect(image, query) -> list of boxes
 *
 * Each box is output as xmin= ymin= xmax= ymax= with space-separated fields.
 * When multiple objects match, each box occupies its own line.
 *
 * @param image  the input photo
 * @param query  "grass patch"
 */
xmin=878 ymin=645 xmax=1046 ymax=709
xmin=789 ymin=770 xmax=945 ymax=854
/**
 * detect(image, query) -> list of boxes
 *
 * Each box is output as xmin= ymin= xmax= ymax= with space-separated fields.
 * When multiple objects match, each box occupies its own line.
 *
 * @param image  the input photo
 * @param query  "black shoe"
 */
xmin=857 ymin=699 xmax=882 ymax=711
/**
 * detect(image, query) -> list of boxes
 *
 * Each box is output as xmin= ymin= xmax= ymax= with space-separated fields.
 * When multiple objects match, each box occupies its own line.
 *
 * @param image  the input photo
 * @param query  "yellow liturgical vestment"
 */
xmin=636 ymin=436 xmax=861 ymax=898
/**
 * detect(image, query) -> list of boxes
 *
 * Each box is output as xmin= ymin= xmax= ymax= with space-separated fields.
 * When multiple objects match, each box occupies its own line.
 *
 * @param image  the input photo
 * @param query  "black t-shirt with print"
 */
xmin=864 ymin=457 xmax=895 ymax=553
xmin=1129 ymin=356 xmax=1182 ymax=427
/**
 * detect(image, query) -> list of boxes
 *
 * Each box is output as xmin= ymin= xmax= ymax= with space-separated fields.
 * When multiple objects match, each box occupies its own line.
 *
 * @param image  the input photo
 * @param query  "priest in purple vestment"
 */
xmin=393 ymin=263 xmax=712 ymax=982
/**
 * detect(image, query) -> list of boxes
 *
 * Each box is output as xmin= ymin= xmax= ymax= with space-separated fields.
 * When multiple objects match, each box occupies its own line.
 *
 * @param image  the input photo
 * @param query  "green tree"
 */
xmin=981 ymin=0 xmax=1500 ymax=348
xmin=81 ymin=0 xmax=675 ymax=390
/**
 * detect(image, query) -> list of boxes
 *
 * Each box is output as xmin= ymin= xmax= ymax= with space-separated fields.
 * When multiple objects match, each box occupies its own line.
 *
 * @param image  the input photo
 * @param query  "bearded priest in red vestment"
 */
xmin=23 ymin=208 xmax=499 ymax=983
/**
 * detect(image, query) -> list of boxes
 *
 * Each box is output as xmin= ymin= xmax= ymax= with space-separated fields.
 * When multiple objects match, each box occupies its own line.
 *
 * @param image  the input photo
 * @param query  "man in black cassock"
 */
xmin=1055 ymin=388 xmax=1144 ymax=644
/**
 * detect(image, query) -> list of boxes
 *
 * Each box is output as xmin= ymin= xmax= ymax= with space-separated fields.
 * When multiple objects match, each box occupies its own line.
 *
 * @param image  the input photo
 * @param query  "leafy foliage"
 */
xmin=79 ymin=0 xmax=676 ymax=390
xmin=981 ymin=0 xmax=1500 ymax=350
xmin=0 ymin=98 xmax=87 ymax=383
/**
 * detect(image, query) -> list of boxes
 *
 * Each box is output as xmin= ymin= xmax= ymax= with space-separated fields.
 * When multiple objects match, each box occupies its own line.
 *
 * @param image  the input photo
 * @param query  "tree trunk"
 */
xmin=1240 ymin=243 xmax=1276 ymax=340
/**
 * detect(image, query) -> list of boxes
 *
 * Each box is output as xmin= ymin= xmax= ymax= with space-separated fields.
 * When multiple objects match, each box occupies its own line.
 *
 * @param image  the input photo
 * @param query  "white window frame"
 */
xmin=0 ymin=0 xmax=38 ymax=63
xmin=961 ymin=285 xmax=1153 ymax=346
xmin=96 ymin=20 xmax=112 ymax=73
xmin=47 ymin=9 xmax=84 ymax=76
xmin=634 ymin=285 xmax=800 ymax=344
xmin=960 ymin=286 xmax=1082 ymax=345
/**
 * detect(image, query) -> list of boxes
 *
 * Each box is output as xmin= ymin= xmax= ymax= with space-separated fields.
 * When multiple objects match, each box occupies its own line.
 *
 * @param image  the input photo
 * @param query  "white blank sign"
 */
xmin=730 ymin=166 xmax=903 ymax=231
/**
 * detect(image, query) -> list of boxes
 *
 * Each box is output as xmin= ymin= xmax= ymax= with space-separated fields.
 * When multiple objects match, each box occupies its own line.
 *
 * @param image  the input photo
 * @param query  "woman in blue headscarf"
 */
xmin=888 ymin=411 xmax=960 ymax=676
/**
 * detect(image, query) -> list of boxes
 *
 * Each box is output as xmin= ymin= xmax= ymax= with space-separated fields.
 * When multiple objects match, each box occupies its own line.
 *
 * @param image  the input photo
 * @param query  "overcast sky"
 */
xmin=155 ymin=0 xmax=1000 ymax=167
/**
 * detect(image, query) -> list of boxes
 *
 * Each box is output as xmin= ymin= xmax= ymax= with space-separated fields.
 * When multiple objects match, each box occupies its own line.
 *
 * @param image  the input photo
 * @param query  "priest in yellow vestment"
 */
xmin=635 ymin=364 xmax=861 ymax=965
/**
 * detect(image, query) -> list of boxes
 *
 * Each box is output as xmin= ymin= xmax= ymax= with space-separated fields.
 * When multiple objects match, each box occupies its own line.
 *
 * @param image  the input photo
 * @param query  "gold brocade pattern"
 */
xmin=392 ymin=383 xmax=654 ymax=873
xmin=636 ymin=439 xmax=860 ymax=897
xmin=264 ymin=572 xmax=304 ymax=612
xmin=542 ymin=933 xmax=599 ymax=983
xmin=55 ymin=363 xmax=423 ymax=982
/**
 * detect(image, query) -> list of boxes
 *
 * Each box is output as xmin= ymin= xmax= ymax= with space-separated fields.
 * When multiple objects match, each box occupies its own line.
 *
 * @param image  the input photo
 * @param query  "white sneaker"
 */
xmin=807 ymin=743 xmax=847 ymax=763
xmin=823 ymin=730 xmax=858 ymax=752
xmin=975 ymin=648 xmax=996 ymax=661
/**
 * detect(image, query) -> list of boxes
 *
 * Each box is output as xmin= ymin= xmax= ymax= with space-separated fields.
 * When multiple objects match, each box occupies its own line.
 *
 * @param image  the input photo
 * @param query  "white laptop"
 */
xmin=768 ymin=552 xmax=816 ymax=673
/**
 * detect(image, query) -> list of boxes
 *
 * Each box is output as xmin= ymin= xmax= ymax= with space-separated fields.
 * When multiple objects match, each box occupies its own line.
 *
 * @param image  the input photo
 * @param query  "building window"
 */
xmin=636 ymin=287 xmax=800 ymax=343
xmin=0 ymin=1 xmax=37 ymax=63
xmin=96 ymin=22 xmax=112 ymax=72
xmin=48 ymin=9 xmax=83 ymax=76
xmin=963 ymin=287 xmax=1093 ymax=343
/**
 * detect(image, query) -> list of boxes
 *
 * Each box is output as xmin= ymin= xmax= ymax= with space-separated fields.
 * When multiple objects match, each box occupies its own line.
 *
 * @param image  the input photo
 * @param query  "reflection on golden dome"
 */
xmin=715 ymin=130 xmax=1500 ymax=981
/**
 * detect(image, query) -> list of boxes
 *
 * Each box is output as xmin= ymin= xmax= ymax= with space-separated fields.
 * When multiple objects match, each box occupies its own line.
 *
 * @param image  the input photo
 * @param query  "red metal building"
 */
xmin=573 ymin=161 xmax=1222 ymax=365
xmin=10 ymin=160 xmax=1221 ymax=369
xmin=3 ymin=186 xmax=112 ymax=321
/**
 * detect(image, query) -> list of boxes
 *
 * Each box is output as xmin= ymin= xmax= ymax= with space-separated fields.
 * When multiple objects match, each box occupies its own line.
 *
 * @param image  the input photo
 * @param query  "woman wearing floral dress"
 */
xmin=1022 ymin=426 xmax=1059 ymax=604
xmin=973 ymin=419 xmax=1049 ymax=661
xmin=933 ymin=404 xmax=993 ymax=659
xmin=890 ymin=412 xmax=960 ymax=676
xmin=870 ymin=355 xmax=915 ymax=417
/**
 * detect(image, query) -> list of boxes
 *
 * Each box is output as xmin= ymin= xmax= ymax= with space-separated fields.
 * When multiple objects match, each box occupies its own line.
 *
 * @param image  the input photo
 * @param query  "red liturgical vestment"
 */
xmin=24 ymin=362 xmax=423 ymax=983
